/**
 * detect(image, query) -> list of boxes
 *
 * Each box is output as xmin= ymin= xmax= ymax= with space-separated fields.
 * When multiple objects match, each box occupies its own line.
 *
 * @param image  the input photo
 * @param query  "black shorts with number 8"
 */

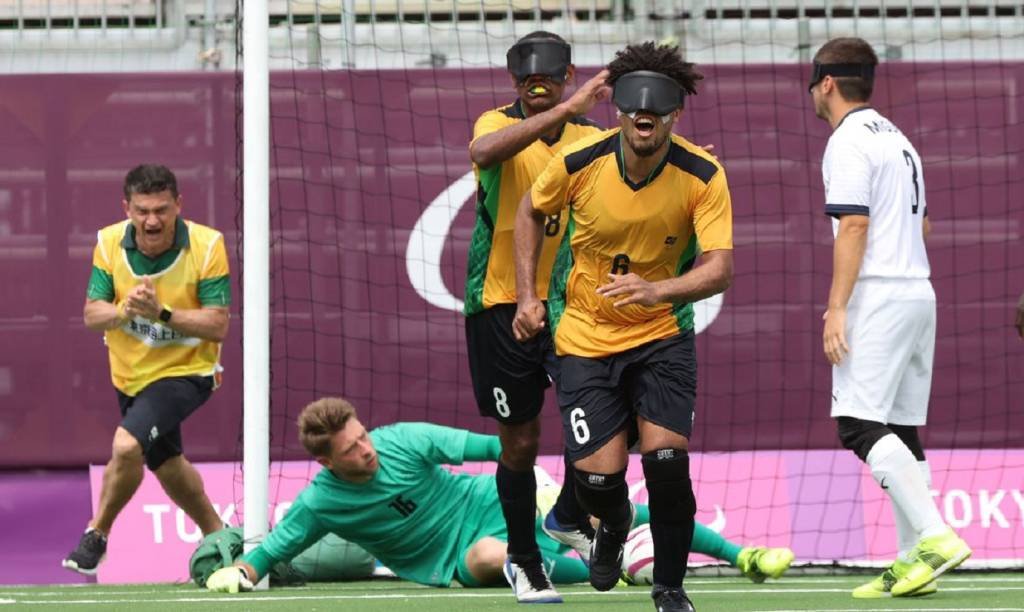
xmin=465 ymin=303 xmax=561 ymax=424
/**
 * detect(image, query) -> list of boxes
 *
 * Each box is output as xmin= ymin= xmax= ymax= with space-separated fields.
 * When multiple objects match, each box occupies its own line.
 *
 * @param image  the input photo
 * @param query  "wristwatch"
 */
xmin=158 ymin=305 xmax=173 ymax=323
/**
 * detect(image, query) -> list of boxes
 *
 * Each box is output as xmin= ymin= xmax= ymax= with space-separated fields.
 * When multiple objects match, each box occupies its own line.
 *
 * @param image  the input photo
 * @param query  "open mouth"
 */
xmin=633 ymin=115 xmax=657 ymax=137
xmin=525 ymin=80 xmax=551 ymax=98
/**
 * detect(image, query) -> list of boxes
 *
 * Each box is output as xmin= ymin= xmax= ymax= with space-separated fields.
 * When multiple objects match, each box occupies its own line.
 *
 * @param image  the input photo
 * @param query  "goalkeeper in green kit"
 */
xmin=207 ymin=397 xmax=793 ymax=593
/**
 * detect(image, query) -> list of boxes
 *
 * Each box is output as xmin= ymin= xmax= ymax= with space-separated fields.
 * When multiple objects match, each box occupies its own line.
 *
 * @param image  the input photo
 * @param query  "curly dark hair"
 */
xmin=606 ymin=42 xmax=703 ymax=95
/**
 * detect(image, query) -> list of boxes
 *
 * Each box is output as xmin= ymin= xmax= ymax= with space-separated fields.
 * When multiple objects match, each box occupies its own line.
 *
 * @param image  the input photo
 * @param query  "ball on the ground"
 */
xmin=623 ymin=523 xmax=655 ymax=585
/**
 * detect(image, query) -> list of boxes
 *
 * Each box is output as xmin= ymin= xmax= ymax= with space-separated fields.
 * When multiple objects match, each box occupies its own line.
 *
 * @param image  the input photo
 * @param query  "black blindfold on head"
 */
xmin=612 ymin=71 xmax=685 ymax=116
xmin=808 ymin=62 xmax=875 ymax=92
xmin=506 ymin=39 xmax=571 ymax=83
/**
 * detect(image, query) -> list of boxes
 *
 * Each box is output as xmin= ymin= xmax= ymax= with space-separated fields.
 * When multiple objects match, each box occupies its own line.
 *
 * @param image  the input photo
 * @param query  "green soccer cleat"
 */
xmin=852 ymin=560 xmax=938 ymax=598
xmin=890 ymin=530 xmax=972 ymax=596
xmin=737 ymin=546 xmax=795 ymax=583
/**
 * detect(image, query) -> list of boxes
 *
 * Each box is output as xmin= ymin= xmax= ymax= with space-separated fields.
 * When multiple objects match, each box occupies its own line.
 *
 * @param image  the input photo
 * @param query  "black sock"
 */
xmin=573 ymin=468 xmax=631 ymax=532
xmin=496 ymin=461 xmax=539 ymax=558
xmin=552 ymin=451 xmax=588 ymax=528
xmin=642 ymin=449 xmax=695 ymax=589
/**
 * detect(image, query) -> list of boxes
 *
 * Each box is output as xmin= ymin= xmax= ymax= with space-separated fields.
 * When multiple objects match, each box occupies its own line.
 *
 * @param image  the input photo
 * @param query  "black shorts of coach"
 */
xmin=117 ymin=375 xmax=214 ymax=470
xmin=465 ymin=303 xmax=560 ymax=425
xmin=557 ymin=331 xmax=697 ymax=461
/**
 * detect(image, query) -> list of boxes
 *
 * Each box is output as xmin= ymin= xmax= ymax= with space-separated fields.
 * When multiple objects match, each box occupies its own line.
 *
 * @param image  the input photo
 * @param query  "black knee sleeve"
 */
xmin=573 ymin=468 xmax=631 ymax=531
xmin=641 ymin=449 xmax=695 ymax=524
xmin=889 ymin=424 xmax=925 ymax=461
xmin=836 ymin=417 xmax=892 ymax=462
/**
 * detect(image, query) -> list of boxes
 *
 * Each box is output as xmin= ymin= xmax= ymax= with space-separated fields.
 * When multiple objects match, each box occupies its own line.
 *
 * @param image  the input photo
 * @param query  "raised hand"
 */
xmin=563 ymin=69 xmax=612 ymax=117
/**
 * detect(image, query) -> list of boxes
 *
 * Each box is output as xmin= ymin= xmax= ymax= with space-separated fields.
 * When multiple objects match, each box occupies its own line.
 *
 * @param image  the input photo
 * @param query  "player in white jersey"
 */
xmin=809 ymin=37 xmax=971 ymax=599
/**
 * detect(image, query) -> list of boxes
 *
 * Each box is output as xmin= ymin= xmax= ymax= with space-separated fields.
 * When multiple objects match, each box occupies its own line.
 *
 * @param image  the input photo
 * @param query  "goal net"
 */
xmin=243 ymin=0 xmax=1024 ymax=569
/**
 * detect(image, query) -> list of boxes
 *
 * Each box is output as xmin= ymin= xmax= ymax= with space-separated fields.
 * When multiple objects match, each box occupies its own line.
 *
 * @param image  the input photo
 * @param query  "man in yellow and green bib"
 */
xmin=63 ymin=164 xmax=231 ymax=575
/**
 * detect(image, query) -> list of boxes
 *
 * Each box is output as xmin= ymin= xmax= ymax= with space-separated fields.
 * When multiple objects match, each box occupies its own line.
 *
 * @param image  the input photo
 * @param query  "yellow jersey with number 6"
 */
xmin=531 ymin=129 xmax=733 ymax=358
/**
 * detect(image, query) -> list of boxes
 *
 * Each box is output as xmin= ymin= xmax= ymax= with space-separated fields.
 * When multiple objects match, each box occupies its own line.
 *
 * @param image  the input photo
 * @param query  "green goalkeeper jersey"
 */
xmin=243 ymin=422 xmax=505 ymax=586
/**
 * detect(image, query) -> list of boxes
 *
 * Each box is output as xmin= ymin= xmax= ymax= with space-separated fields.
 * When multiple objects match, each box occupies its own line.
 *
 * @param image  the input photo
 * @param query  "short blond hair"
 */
xmin=297 ymin=397 xmax=357 ymax=457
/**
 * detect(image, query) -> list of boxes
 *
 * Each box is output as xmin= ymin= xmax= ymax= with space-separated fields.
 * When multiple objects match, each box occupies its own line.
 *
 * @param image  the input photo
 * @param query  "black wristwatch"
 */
xmin=158 ymin=306 xmax=173 ymax=323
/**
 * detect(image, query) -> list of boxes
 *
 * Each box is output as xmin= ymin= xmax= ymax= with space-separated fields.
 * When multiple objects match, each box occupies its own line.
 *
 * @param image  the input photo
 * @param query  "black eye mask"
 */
xmin=808 ymin=62 xmax=875 ymax=92
xmin=506 ymin=39 xmax=571 ymax=84
xmin=612 ymin=71 xmax=684 ymax=116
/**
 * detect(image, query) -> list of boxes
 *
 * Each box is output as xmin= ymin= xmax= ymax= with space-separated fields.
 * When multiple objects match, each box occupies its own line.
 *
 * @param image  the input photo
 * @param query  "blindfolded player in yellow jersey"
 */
xmin=464 ymin=31 xmax=611 ymax=603
xmin=514 ymin=42 xmax=734 ymax=612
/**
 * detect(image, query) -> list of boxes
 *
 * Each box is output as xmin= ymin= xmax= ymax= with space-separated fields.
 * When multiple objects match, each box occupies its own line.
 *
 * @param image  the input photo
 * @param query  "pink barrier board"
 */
xmin=89 ymin=449 xmax=1024 ymax=584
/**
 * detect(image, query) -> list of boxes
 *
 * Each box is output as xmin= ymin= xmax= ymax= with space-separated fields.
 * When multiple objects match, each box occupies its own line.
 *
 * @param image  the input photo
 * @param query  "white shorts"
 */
xmin=831 ymin=278 xmax=936 ymax=426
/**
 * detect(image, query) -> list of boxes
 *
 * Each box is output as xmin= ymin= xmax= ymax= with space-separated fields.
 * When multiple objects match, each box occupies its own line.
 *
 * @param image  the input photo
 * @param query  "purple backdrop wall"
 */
xmin=0 ymin=64 xmax=1021 ymax=468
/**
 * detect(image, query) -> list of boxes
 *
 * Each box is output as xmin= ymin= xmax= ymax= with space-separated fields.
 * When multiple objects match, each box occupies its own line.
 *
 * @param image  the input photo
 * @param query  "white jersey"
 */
xmin=822 ymin=107 xmax=930 ymax=281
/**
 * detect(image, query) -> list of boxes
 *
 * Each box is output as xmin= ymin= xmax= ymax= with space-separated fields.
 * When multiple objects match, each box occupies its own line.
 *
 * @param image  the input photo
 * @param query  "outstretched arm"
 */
xmin=207 ymin=501 xmax=327 ymax=593
xmin=463 ymin=431 xmax=502 ymax=462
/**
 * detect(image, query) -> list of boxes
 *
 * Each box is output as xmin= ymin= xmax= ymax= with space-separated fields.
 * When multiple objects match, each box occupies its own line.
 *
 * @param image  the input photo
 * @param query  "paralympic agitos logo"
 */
xmin=406 ymin=171 xmax=723 ymax=334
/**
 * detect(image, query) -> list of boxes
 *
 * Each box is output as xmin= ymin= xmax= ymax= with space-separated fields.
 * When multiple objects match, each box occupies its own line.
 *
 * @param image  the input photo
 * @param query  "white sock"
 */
xmin=916 ymin=460 xmax=948 ymax=538
xmin=918 ymin=460 xmax=933 ymax=488
xmin=892 ymin=501 xmax=918 ymax=562
xmin=866 ymin=434 xmax=947 ymax=542
xmin=893 ymin=461 xmax=937 ymax=561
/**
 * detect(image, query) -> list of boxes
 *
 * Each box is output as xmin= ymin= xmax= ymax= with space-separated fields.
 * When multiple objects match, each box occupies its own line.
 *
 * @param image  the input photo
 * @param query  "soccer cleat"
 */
xmin=542 ymin=509 xmax=596 ymax=564
xmin=890 ymin=530 xmax=971 ymax=596
xmin=589 ymin=521 xmax=627 ymax=591
xmin=852 ymin=559 xmax=938 ymax=598
xmin=503 ymin=555 xmax=563 ymax=604
xmin=651 ymin=585 xmax=696 ymax=612
xmin=62 ymin=528 xmax=108 ymax=575
xmin=736 ymin=546 xmax=795 ymax=583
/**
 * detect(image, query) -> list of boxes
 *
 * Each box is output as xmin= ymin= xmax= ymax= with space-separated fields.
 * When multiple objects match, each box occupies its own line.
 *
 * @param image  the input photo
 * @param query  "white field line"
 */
xmin=5 ymin=585 xmax=1024 ymax=606
xmin=5 ymin=574 xmax=1022 ymax=597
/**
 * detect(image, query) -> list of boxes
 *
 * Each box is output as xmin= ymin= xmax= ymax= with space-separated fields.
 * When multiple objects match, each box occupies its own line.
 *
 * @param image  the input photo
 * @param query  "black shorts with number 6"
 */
xmin=465 ymin=303 xmax=560 ymax=425
xmin=557 ymin=331 xmax=697 ymax=460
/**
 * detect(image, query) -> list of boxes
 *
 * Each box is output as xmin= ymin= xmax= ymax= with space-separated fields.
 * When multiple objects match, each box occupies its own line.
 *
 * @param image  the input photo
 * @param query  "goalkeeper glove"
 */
xmin=206 ymin=566 xmax=254 ymax=593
